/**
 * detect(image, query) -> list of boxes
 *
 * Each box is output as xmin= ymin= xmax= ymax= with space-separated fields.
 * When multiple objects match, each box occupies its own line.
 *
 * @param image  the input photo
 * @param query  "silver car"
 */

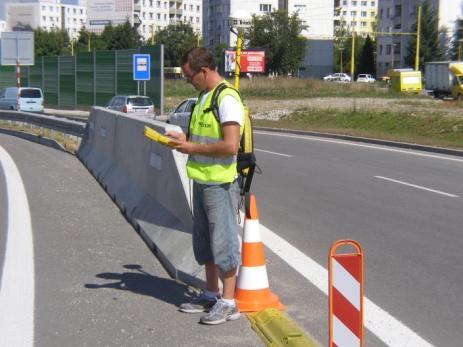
xmin=106 ymin=95 xmax=154 ymax=115
xmin=167 ymin=98 xmax=197 ymax=133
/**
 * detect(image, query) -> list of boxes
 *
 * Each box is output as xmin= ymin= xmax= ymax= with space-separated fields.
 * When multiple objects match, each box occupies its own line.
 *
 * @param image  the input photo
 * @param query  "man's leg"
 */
xmin=205 ymin=261 xmax=220 ymax=293
xmin=221 ymin=268 xmax=237 ymax=300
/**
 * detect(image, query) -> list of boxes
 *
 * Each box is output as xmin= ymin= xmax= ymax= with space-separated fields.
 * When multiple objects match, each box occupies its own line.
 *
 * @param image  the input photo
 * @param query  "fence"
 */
xmin=0 ymin=45 xmax=164 ymax=114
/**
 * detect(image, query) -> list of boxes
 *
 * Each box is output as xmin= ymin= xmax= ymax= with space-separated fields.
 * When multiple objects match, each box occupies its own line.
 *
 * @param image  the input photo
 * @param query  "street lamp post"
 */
xmin=339 ymin=46 xmax=344 ymax=73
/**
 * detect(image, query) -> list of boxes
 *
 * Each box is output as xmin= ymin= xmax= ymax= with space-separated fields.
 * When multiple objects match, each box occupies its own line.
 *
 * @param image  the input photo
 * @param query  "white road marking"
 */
xmin=240 ymin=211 xmax=434 ymax=346
xmin=0 ymin=145 xmax=35 ymax=347
xmin=255 ymin=130 xmax=463 ymax=163
xmin=255 ymin=148 xmax=293 ymax=157
xmin=375 ymin=176 xmax=459 ymax=198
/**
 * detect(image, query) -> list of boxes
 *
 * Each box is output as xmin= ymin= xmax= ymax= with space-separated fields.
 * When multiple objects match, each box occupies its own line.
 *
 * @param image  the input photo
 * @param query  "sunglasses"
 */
xmin=184 ymin=68 xmax=204 ymax=82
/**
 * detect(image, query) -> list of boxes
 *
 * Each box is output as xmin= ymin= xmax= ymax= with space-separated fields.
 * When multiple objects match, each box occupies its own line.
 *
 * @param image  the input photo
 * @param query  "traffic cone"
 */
xmin=235 ymin=194 xmax=284 ymax=312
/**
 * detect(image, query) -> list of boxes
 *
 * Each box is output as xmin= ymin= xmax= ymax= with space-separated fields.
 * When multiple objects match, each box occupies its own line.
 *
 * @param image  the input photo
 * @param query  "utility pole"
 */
xmin=350 ymin=32 xmax=355 ymax=80
xmin=414 ymin=5 xmax=421 ymax=71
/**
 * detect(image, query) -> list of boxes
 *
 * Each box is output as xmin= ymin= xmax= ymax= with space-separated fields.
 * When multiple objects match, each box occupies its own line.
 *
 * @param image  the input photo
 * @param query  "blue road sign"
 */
xmin=133 ymin=54 xmax=151 ymax=81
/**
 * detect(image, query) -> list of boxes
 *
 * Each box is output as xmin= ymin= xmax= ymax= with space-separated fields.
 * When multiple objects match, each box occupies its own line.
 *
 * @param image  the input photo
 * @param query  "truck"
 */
xmin=425 ymin=61 xmax=463 ymax=100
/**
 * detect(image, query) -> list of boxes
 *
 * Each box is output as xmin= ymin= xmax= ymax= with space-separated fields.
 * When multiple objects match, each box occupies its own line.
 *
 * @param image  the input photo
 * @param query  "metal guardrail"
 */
xmin=0 ymin=110 xmax=86 ymax=137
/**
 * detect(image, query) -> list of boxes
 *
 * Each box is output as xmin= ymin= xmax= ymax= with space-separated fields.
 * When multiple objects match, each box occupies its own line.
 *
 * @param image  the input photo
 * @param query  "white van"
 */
xmin=0 ymin=87 xmax=44 ymax=113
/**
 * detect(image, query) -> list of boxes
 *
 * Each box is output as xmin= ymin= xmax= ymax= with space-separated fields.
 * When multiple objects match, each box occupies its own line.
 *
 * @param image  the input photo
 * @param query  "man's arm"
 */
xmin=166 ymin=122 xmax=240 ymax=156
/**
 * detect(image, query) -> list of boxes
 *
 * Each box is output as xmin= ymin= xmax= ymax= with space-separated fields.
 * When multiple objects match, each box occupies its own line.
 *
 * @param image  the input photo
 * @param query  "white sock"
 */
xmin=221 ymin=298 xmax=235 ymax=306
xmin=204 ymin=290 xmax=219 ymax=299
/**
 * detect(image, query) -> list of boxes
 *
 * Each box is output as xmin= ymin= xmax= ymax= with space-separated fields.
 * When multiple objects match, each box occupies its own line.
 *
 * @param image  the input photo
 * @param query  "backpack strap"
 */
xmin=203 ymin=81 xmax=241 ymax=124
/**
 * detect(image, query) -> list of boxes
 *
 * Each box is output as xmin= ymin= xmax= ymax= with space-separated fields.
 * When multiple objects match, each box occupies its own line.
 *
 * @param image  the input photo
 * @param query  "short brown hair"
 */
xmin=180 ymin=47 xmax=216 ymax=72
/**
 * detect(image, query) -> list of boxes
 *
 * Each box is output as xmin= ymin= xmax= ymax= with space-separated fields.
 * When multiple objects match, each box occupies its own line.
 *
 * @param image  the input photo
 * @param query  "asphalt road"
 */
xmin=0 ymin=133 xmax=261 ymax=347
xmin=2 ymin=129 xmax=463 ymax=346
xmin=251 ymin=130 xmax=463 ymax=346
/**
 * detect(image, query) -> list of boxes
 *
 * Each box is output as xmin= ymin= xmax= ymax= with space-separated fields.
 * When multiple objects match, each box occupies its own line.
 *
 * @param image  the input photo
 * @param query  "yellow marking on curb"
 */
xmin=247 ymin=308 xmax=320 ymax=347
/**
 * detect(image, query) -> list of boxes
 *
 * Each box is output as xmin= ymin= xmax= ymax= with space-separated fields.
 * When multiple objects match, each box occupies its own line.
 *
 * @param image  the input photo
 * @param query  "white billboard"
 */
xmin=87 ymin=0 xmax=133 ymax=29
xmin=7 ymin=5 xmax=40 ymax=31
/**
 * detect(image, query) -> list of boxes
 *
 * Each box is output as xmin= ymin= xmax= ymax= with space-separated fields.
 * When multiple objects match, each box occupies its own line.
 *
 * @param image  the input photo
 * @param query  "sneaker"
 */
xmin=200 ymin=299 xmax=240 ymax=325
xmin=179 ymin=293 xmax=217 ymax=313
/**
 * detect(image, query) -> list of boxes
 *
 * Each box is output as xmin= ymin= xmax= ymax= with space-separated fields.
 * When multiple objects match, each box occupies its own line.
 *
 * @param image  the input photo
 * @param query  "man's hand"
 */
xmin=165 ymin=130 xmax=196 ymax=154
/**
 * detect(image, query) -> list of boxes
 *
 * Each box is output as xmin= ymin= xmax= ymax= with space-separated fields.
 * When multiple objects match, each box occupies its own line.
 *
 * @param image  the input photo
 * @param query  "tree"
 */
xmin=405 ymin=0 xmax=444 ymax=70
xmin=356 ymin=35 xmax=376 ymax=76
xmin=34 ymin=28 xmax=70 ymax=56
xmin=103 ymin=20 xmax=142 ymax=50
xmin=246 ymin=10 xmax=307 ymax=75
xmin=449 ymin=19 xmax=463 ymax=60
xmin=153 ymin=23 xmax=198 ymax=66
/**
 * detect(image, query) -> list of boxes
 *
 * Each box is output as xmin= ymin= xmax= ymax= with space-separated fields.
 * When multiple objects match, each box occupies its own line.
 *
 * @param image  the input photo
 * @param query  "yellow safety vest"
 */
xmin=186 ymin=82 xmax=244 ymax=184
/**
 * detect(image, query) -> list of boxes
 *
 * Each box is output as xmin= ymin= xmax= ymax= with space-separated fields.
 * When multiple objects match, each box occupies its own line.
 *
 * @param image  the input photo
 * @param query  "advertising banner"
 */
xmin=87 ymin=0 xmax=133 ymax=28
xmin=224 ymin=50 xmax=265 ymax=73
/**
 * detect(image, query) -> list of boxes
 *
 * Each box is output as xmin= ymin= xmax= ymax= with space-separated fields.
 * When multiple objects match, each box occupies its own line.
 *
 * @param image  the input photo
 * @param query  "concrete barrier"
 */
xmin=77 ymin=107 xmax=205 ymax=287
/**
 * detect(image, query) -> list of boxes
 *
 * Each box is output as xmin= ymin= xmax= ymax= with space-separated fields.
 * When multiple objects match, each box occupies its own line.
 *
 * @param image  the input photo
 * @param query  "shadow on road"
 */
xmin=85 ymin=264 xmax=193 ymax=306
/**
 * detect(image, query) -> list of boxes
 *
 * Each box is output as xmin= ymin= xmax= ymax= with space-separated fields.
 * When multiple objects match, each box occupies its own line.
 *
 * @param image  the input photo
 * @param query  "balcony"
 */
xmin=169 ymin=7 xmax=182 ymax=15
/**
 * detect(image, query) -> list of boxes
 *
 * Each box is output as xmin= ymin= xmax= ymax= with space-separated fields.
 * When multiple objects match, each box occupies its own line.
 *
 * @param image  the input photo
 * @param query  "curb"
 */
xmin=255 ymin=126 xmax=463 ymax=158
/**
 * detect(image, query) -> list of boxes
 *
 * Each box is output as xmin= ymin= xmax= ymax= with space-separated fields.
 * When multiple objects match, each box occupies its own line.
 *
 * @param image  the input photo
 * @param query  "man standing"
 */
xmin=166 ymin=47 xmax=244 ymax=325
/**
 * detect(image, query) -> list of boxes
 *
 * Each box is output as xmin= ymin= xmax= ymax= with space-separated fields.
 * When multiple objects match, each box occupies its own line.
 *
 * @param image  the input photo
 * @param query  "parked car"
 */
xmin=167 ymin=97 xmax=197 ymax=133
xmin=356 ymin=74 xmax=376 ymax=83
xmin=0 ymin=87 xmax=44 ymax=112
xmin=106 ymin=95 xmax=154 ymax=115
xmin=322 ymin=73 xmax=351 ymax=82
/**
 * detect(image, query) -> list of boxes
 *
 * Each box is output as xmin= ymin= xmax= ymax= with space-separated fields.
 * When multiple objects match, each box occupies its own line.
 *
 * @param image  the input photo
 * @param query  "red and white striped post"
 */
xmin=329 ymin=239 xmax=364 ymax=347
xmin=16 ymin=59 xmax=21 ymax=88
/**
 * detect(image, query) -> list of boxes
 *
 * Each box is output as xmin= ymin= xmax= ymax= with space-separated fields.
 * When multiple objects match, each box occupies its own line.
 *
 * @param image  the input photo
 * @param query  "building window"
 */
xmin=361 ymin=1 xmax=367 ymax=6
xmin=379 ymin=9 xmax=383 ymax=18
xmin=361 ymin=11 xmax=367 ymax=17
xmin=386 ymin=44 xmax=391 ymax=55
xmin=379 ymin=45 xmax=383 ymax=55
xmin=351 ymin=11 xmax=357 ymax=16
xmin=157 ymin=1 xmax=160 ymax=8
xmin=343 ymin=0 xmax=347 ymax=4
xmin=371 ymin=1 xmax=375 ymax=6
xmin=394 ymin=5 xmax=401 ymax=17
xmin=361 ymin=21 xmax=367 ymax=27
xmin=371 ymin=12 xmax=375 ymax=17
xmin=197 ymin=5 xmax=200 ymax=12
xmin=260 ymin=4 xmax=272 ymax=13
xmin=351 ymin=1 xmax=357 ymax=6
xmin=42 ymin=5 xmax=46 ymax=11
xmin=342 ymin=11 xmax=347 ymax=16
xmin=386 ymin=8 xmax=390 ymax=18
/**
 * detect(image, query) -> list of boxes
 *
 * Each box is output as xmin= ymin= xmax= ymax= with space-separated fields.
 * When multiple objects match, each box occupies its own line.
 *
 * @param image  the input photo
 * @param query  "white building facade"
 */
xmin=6 ymin=0 xmax=86 ymax=40
xmin=376 ymin=0 xmax=463 ymax=77
xmin=334 ymin=0 xmax=378 ymax=36
xmin=202 ymin=0 xmax=334 ymax=78
xmin=86 ymin=0 xmax=202 ymax=41
xmin=0 ymin=20 xmax=6 ymax=35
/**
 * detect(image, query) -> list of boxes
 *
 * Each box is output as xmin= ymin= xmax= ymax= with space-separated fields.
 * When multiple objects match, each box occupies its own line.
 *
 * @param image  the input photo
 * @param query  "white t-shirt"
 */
xmin=197 ymin=89 xmax=244 ymax=126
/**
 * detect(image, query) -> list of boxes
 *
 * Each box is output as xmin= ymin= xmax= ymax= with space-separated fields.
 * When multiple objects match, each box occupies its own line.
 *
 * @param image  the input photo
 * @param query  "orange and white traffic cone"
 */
xmin=235 ymin=194 xmax=284 ymax=312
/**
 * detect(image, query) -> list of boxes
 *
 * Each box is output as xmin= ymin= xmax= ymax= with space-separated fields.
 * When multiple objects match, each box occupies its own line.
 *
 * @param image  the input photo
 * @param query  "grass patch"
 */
xmin=254 ymin=109 xmax=463 ymax=149
xmin=0 ymin=120 xmax=79 ymax=152
xmin=164 ymin=77 xmax=422 ymax=100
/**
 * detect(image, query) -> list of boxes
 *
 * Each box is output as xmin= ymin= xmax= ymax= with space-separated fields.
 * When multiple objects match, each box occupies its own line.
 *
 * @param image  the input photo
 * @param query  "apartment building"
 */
xmin=86 ymin=0 xmax=202 ymax=41
xmin=6 ymin=0 xmax=86 ymax=39
xmin=203 ymin=0 xmax=334 ymax=78
xmin=335 ymin=0 xmax=378 ymax=36
xmin=376 ymin=0 xmax=463 ymax=77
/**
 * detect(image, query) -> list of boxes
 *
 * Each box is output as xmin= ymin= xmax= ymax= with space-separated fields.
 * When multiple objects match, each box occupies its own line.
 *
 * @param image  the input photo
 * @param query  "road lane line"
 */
xmin=255 ymin=131 xmax=463 ymax=163
xmin=375 ymin=176 xmax=459 ymax=198
xmin=255 ymin=148 xmax=293 ymax=157
xmin=239 ymin=211 xmax=434 ymax=346
xmin=0 ymin=145 xmax=34 ymax=347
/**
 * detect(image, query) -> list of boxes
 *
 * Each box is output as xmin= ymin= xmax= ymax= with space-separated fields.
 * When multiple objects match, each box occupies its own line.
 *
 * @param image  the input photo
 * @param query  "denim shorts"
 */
xmin=192 ymin=180 xmax=241 ymax=273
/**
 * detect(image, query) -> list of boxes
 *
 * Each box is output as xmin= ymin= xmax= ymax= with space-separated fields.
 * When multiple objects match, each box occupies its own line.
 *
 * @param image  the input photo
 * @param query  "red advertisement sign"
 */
xmin=224 ymin=50 xmax=266 ymax=73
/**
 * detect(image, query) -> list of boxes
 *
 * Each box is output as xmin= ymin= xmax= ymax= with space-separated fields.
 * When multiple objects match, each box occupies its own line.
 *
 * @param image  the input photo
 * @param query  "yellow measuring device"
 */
xmin=143 ymin=126 xmax=177 ymax=148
